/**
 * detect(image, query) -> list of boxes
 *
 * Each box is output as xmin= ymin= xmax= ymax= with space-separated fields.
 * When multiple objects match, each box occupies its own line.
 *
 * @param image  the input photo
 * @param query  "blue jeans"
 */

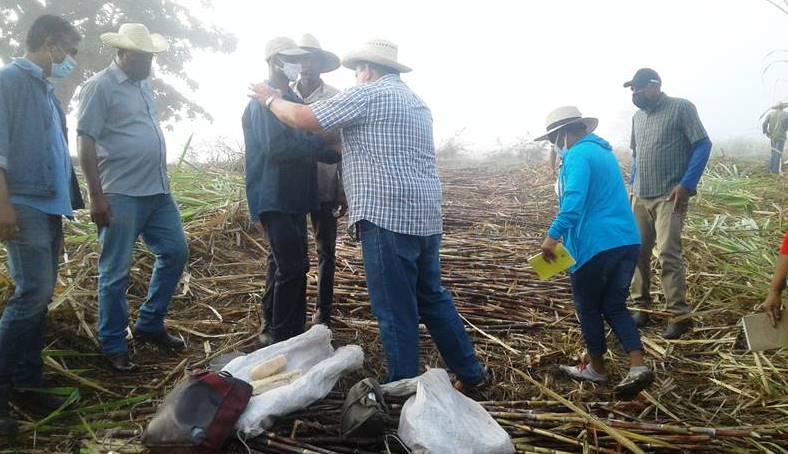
xmin=770 ymin=139 xmax=784 ymax=174
xmin=358 ymin=221 xmax=483 ymax=384
xmin=571 ymin=245 xmax=643 ymax=358
xmin=98 ymin=194 xmax=187 ymax=355
xmin=0 ymin=204 xmax=62 ymax=389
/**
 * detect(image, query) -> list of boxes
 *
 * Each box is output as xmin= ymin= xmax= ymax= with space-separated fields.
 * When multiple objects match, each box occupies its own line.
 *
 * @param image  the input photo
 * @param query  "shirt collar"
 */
xmin=109 ymin=61 xmax=131 ymax=85
xmin=293 ymin=79 xmax=325 ymax=101
xmin=13 ymin=58 xmax=47 ymax=82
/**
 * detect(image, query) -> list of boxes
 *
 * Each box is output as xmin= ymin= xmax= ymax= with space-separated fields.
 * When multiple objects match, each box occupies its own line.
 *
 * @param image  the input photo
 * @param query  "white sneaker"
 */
xmin=559 ymin=363 xmax=608 ymax=383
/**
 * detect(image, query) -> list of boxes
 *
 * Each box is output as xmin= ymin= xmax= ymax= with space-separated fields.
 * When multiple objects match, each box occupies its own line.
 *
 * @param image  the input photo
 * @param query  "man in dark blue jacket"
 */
xmin=0 ymin=15 xmax=84 ymax=435
xmin=242 ymin=37 xmax=339 ymax=345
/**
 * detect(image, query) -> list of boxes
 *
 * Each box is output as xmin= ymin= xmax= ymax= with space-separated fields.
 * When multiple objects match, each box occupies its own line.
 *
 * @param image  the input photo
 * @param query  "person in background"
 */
xmin=625 ymin=68 xmax=712 ymax=339
xmin=242 ymin=37 xmax=339 ymax=345
xmin=248 ymin=39 xmax=487 ymax=392
xmin=763 ymin=223 xmax=788 ymax=327
xmin=762 ymin=102 xmax=788 ymax=174
xmin=292 ymin=34 xmax=346 ymax=327
xmin=78 ymin=24 xmax=188 ymax=373
xmin=539 ymin=106 xmax=653 ymax=399
xmin=0 ymin=14 xmax=83 ymax=434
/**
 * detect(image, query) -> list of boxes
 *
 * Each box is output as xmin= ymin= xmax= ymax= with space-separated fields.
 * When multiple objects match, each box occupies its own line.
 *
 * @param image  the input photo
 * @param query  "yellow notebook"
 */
xmin=528 ymin=244 xmax=576 ymax=280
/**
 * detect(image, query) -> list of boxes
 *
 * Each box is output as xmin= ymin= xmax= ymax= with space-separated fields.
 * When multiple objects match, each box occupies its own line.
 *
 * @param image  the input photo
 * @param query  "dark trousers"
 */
xmin=571 ymin=245 xmax=643 ymax=358
xmin=310 ymin=203 xmax=337 ymax=321
xmin=261 ymin=212 xmax=309 ymax=343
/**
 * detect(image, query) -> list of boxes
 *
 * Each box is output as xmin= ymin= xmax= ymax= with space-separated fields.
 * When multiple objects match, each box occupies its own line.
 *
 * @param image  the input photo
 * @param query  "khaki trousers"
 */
xmin=629 ymin=196 xmax=689 ymax=314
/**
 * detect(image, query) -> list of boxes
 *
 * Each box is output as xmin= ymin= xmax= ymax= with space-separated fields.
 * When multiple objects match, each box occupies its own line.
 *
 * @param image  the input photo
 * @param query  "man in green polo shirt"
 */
xmin=625 ymin=68 xmax=712 ymax=340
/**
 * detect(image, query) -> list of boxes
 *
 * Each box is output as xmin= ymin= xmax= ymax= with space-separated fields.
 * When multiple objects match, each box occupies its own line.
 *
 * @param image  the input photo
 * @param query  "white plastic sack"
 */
xmin=381 ymin=369 xmax=514 ymax=454
xmin=222 ymin=324 xmax=364 ymax=437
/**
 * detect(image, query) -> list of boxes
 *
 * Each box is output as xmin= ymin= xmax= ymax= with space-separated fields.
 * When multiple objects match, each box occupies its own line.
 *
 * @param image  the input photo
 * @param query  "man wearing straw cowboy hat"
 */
xmin=292 ymin=34 xmax=346 ymax=328
xmin=248 ymin=39 xmax=487 ymax=391
xmin=242 ymin=37 xmax=340 ymax=346
xmin=624 ymin=68 xmax=712 ymax=340
xmin=537 ymin=107 xmax=653 ymax=398
xmin=78 ymin=24 xmax=188 ymax=372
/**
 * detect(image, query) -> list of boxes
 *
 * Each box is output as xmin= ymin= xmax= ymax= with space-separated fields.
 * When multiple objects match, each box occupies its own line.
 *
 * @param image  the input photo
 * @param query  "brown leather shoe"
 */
xmin=663 ymin=319 xmax=693 ymax=340
xmin=134 ymin=329 xmax=185 ymax=352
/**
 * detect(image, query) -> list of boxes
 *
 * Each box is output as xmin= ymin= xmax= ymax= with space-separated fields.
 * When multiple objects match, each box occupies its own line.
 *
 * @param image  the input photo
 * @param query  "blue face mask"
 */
xmin=50 ymin=53 xmax=77 ymax=79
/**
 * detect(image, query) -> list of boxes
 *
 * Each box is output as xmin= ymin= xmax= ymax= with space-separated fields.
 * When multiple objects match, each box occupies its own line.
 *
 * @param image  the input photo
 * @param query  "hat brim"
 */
xmin=100 ymin=32 xmax=169 ymax=54
xmin=535 ymin=118 xmax=598 ymax=141
xmin=301 ymin=47 xmax=340 ymax=73
xmin=342 ymin=51 xmax=412 ymax=73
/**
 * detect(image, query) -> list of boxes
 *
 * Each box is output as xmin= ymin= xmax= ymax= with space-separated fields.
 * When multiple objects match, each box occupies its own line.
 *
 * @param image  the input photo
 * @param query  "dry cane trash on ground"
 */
xmin=0 ymin=158 xmax=786 ymax=453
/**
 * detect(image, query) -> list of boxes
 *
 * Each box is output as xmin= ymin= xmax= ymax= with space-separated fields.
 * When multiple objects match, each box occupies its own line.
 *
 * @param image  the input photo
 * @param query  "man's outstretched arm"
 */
xmin=250 ymin=84 xmax=322 ymax=133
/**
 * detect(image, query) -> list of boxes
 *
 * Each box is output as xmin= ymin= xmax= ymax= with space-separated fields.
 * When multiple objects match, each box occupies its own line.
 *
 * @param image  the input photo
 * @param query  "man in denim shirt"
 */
xmin=0 ymin=15 xmax=83 ymax=435
xmin=78 ymin=24 xmax=187 ymax=372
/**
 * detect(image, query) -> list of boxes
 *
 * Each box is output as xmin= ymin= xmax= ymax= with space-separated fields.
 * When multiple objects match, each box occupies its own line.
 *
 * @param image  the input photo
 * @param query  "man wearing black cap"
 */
xmin=624 ymin=68 xmax=712 ymax=340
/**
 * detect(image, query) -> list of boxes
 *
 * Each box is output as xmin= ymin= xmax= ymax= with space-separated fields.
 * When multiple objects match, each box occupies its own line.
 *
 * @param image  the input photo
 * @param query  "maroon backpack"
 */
xmin=143 ymin=370 xmax=253 ymax=454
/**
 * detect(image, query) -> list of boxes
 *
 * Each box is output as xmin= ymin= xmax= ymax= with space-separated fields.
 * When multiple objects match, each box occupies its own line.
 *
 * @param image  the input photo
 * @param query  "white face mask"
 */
xmin=281 ymin=62 xmax=301 ymax=82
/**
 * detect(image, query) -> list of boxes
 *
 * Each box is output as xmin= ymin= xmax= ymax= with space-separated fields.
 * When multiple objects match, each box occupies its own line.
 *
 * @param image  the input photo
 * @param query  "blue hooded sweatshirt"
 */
xmin=547 ymin=133 xmax=640 ymax=271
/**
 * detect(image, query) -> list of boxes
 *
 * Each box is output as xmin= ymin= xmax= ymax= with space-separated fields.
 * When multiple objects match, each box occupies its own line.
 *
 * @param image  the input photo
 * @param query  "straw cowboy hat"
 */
xmin=101 ymin=23 xmax=169 ymax=54
xmin=264 ymin=36 xmax=309 ymax=62
xmin=535 ymin=106 xmax=598 ymax=141
xmin=342 ymin=39 xmax=412 ymax=73
xmin=299 ymin=34 xmax=340 ymax=73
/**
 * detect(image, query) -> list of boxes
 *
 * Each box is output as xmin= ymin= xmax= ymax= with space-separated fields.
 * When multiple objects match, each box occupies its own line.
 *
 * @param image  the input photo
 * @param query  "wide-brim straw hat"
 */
xmin=299 ymin=34 xmax=340 ymax=73
xmin=535 ymin=106 xmax=598 ymax=141
xmin=100 ymin=23 xmax=169 ymax=54
xmin=342 ymin=39 xmax=412 ymax=73
xmin=265 ymin=36 xmax=309 ymax=62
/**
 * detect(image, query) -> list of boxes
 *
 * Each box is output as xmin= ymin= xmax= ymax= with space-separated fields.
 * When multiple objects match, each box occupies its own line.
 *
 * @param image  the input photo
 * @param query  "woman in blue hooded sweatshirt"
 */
xmin=537 ymin=106 xmax=653 ymax=399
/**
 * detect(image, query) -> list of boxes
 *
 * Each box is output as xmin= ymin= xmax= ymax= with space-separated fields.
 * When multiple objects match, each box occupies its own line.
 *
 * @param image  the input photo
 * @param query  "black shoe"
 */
xmin=663 ymin=319 xmax=693 ymax=340
xmin=107 ymin=353 xmax=138 ymax=373
xmin=134 ymin=329 xmax=185 ymax=352
xmin=631 ymin=311 xmax=649 ymax=328
xmin=11 ymin=388 xmax=69 ymax=416
xmin=0 ymin=390 xmax=17 ymax=437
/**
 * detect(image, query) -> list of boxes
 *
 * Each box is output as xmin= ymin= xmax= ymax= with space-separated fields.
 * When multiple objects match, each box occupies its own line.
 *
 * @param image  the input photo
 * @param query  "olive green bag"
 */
xmin=340 ymin=378 xmax=391 ymax=438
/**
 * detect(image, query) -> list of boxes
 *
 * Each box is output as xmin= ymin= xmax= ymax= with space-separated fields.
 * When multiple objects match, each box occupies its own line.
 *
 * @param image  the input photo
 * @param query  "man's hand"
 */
xmin=336 ymin=201 xmax=348 ymax=218
xmin=249 ymin=83 xmax=282 ymax=106
xmin=666 ymin=185 xmax=690 ymax=215
xmin=763 ymin=289 xmax=783 ymax=328
xmin=90 ymin=193 xmax=112 ymax=227
xmin=541 ymin=236 xmax=559 ymax=263
xmin=0 ymin=201 xmax=17 ymax=241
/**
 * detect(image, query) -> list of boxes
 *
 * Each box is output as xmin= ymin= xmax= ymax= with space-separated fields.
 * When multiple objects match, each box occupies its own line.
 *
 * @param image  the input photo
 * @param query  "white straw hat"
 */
xmin=342 ymin=39 xmax=412 ymax=73
xmin=299 ymin=34 xmax=340 ymax=73
xmin=100 ymin=23 xmax=169 ymax=54
xmin=535 ymin=106 xmax=598 ymax=141
xmin=264 ymin=36 xmax=309 ymax=62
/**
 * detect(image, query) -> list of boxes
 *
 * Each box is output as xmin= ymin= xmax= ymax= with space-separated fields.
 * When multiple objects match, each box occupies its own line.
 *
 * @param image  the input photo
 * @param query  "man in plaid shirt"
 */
xmin=625 ymin=68 xmax=712 ymax=340
xmin=249 ymin=39 xmax=486 ymax=391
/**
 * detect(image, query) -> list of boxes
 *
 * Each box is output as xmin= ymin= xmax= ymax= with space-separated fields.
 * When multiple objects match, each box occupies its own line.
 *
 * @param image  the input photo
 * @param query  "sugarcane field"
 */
xmin=2 ymin=1 xmax=788 ymax=454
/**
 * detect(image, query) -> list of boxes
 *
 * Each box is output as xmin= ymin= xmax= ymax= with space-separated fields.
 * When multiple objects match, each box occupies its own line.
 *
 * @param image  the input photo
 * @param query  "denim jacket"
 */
xmin=0 ymin=60 xmax=84 ymax=209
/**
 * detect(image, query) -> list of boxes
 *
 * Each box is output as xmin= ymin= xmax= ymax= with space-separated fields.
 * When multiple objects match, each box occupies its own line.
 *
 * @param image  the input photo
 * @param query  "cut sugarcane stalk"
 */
xmin=251 ymin=370 xmax=302 ymax=395
xmin=249 ymin=355 xmax=288 ymax=381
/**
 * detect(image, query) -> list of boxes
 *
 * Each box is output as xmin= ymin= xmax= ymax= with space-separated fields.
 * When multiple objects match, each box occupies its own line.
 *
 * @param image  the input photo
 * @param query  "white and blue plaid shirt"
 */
xmin=311 ymin=74 xmax=443 ymax=236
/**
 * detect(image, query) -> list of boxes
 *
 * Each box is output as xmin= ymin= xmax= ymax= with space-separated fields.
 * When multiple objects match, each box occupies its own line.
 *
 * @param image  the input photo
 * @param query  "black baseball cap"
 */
xmin=623 ymin=68 xmax=661 ymax=88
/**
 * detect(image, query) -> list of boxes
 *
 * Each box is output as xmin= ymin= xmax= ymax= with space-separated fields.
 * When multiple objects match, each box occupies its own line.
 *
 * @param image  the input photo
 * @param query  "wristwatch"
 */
xmin=265 ymin=96 xmax=277 ymax=109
